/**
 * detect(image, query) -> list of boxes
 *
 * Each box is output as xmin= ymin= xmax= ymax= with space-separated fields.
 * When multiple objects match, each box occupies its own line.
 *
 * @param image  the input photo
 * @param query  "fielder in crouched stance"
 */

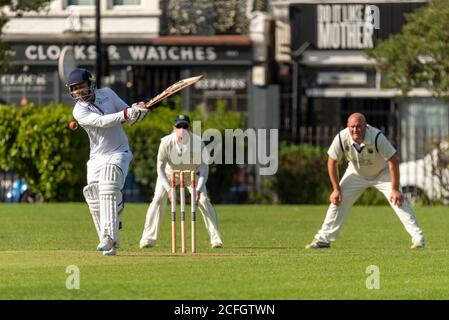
xmin=67 ymin=68 xmax=148 ymax=256
xmin=139 ymin=114 xmax=223 ymax=249
xmin=306 ymin=113 xmax=425 ymax=249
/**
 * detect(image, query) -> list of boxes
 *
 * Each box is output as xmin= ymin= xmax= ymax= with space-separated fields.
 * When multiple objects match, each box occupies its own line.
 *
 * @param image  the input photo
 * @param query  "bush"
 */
xmin=272 ymin=142 xmax=330 ymax=204
xmin=0 ymin=105 xmax=21 ymax=170
xmin=266 ymin=142 xmax=390 ymax=205
xmin=0 ymin=100 xmax=245 ymax=203
xmin=0 ymin=104 xmax=88 ymax=201
xmin=355 ymin=188 xmax=389 ymax=205
xmin=125 ymin=99 xmax=246 ymax=203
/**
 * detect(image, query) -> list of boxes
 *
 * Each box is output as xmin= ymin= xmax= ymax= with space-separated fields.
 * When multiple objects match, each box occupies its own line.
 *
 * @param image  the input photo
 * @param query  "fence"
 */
xmin=293 ymin=124 xmax=448 ymax=204
xmin=1 ymin=127 xmax=447 ymax=204
xmin=295 ymin=125 xmax=395 ymax=148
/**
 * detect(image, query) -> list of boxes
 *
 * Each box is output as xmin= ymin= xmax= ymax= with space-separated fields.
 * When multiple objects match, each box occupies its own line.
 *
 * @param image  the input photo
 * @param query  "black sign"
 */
xmin=10 ymin=44 xmax=252 ymax=65
xmin=1 ymin=73 xmax=47 ymax=89
xmin=0 ymin=67 xmax=57 ymax=105
xmin=290 ymin=2 xmax=425 ymax=51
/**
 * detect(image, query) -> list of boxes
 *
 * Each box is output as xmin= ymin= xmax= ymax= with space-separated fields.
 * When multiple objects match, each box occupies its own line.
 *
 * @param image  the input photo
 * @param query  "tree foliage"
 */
xmin=159 ymin=0 xmax=265 ymax=35
xmin=125 ymin=97 xmax=246 ymax=203
xmin=366 ymin=0 xmax=449 ymax=97
xmin=0 ymin=104 xmax=88 ymax=201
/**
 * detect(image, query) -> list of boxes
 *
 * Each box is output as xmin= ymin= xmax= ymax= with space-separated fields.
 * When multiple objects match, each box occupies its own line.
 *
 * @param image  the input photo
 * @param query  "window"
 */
xmin=113 ymin=0 xmax=140 ymax=4
xmin=68 ymin=0 xmax=94 ymax=5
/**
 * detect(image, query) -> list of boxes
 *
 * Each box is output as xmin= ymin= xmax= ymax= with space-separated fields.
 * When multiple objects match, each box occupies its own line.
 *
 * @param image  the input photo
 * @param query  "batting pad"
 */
xmin=83 ymin=183 xmax=101 ymax=240
xmin=99 ymin=164 xmax=124 ymax=242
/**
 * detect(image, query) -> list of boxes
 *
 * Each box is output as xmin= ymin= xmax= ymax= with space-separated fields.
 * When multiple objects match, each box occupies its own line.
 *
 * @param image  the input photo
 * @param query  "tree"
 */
xmin=366 ymin=0 xmax=449 ymax=97
xmin=367 ymin=0 xmax=449 ymax=203
xmin=0 ymin=0 xmax=50 ymax=70
xmin=159 ymin=0 xmax=260 ymax=35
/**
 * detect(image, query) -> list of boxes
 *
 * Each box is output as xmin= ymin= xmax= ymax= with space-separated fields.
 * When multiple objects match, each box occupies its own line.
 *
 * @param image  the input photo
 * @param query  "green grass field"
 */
xmin=1 ymin=203 xmax=448 ymax=300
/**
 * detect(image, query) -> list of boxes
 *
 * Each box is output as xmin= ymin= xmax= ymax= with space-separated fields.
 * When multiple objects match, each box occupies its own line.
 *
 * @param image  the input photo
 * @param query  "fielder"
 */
xmin=67 ymin=68 xmax=148 ymax=256
xmin=306 ymin=113 xmax=425 ymax=249
xmin=140 ymin=114 xmax=223 ymax=249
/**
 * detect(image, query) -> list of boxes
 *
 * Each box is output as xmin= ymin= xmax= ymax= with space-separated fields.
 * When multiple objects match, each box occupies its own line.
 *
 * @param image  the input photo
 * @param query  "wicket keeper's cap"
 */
xmin=66 ymin=68 xmax=95 ymax=87
xmin=174 ymin=114 xmax=190 ymax=127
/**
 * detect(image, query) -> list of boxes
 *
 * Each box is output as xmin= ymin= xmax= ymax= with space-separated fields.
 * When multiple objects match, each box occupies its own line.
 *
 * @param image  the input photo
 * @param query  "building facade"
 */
xmin=1 ymin=0 xmax=261 ymax=118
xmin=272 ymin=0 xmax=448 ymax=161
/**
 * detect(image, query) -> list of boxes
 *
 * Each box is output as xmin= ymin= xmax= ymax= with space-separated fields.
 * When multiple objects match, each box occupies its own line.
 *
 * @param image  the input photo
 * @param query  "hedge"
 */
xmin=0 ymin=104 xmax=88 ymax=201
xmin=0 ymin=99 xmax=246 ymax=203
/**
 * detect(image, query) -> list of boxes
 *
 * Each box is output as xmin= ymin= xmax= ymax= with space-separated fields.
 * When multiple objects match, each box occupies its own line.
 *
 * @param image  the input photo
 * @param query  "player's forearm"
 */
xmin=157 ymin=158 xmax=171 ymax=191
xmin=328 ymin=157 xmax=340 ymax=191
xmin=78 ymin=111 xmax=126 ymax=128
xmin=388 ymin=154 xmax=400 ymax=191
xmin=196 ymin=163 xmax=209 ymax=191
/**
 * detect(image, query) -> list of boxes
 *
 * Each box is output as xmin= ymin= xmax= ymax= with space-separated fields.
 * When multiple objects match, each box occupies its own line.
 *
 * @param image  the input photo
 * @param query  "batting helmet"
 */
xmin=66 ymin=68 xmax=96 ymax=102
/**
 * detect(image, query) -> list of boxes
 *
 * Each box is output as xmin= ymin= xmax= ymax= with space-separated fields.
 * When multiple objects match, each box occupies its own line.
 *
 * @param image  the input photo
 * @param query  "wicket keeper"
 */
xmin=139 ymin=114 xmax=223 ymax=249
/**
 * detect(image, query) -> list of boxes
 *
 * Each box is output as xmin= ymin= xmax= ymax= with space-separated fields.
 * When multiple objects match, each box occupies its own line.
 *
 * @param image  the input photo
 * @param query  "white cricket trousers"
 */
xmin=315 ymin=168 xmax=424 ymax=244
xmin=140 ymin=176 xmax=223 ymax=245
xmin=86 ymin=152 xmax=132 ymax=242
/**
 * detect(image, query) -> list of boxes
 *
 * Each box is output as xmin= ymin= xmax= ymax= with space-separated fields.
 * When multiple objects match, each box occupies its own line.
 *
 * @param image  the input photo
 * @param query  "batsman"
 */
xmin=139 ymin=114 xmax=223 ymax=249
xmin=67 ymin=68 xmax=148 ymax=256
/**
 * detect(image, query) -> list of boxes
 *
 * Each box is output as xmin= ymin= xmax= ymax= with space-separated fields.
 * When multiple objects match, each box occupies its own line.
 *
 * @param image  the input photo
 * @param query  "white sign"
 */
xmin=252 ymin=66 xmax=267 ymax=86
xmin=317 ymin=4 xmax=376 ymax=49
xmin=317 ymin=72 xmax=367 ymax=85
xmin=22 ymin=45 xmax=217 ymax=62
xmin=195 ymin=78 xmax=246 ymax=90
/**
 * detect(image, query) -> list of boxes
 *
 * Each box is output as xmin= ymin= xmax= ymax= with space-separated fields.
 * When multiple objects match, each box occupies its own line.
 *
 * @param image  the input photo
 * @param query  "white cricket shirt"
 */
xmin=157 ymin=132 xmax=209 ymax=191
xmin=73 ymin=87 xmax=129 ymax=158
xmin=328 ymin=126 xmax=397 ymax=178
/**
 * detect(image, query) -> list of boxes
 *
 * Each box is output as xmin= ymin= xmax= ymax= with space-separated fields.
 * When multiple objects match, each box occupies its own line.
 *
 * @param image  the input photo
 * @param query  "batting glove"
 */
xmin=124 ymin=102 xmax=148 ymax=125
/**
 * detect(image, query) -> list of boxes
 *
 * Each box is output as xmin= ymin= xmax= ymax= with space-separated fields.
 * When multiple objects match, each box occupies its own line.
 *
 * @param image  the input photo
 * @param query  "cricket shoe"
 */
xmin=305 ymin=239 xmax=330 ymax=249
xmin=139 ymin=239 xmax=156 ymax=249
xmin=411 ymin=240 xmax=425 ymax=249
xmin=97 ymin=236 xmax=114 ymax=251
xmin=114 ymin=235 xmax=120 ymax=249
xmin=103 ymin=248 xmax=116 ymax=256
xmin=211 ymin=242 xmax=223 ymax=249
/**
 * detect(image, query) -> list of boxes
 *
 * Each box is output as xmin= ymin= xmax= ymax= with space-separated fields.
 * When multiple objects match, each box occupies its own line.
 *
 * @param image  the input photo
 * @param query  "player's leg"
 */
xmin=83 ymin=183 xmax=101 ymax=241
xmin=310 ymin=171 xmax=367 ymax=247
xmin=97 ymin=163 xmax=125 ymax=255
xmin=193 ymin=186 xmax=223 ymax=248
xmin=374 ymin=170 xmax=425 ymax=248
xmin=140 ymin=177 xmax=168 ymax=248
xmin=85 ymin=159 xmax=104 ymax=244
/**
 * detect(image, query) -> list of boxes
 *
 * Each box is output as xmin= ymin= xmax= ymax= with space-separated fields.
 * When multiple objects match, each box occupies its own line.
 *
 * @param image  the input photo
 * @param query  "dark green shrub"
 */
xmin=273 ymin=142 xmax=330 ymax=204
xmin=125 ymin=100 xmax=246 ymax=203
xmin=0 ymin=105 xmax=21 ymax=170
xmin=355 ymin=187 xmax=389 ymax=205
xmin=1 ymin=104 xmax=88 ymax=201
